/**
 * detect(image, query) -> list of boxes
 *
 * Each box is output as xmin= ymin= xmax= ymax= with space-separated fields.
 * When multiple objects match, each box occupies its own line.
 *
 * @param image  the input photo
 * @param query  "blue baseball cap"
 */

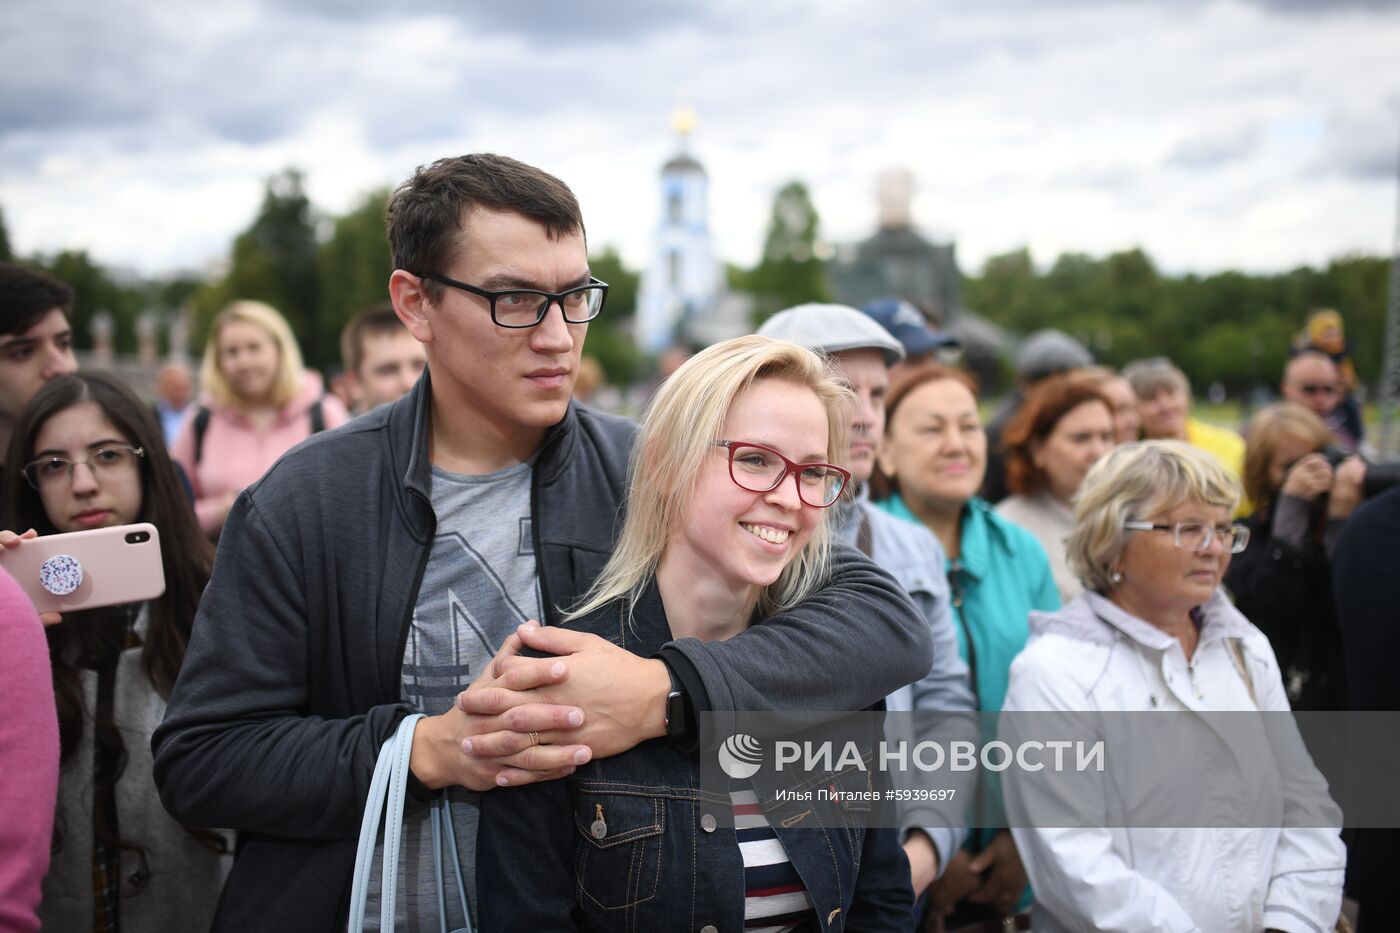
xmin=861 ymin=299 xmax=961 ymax=357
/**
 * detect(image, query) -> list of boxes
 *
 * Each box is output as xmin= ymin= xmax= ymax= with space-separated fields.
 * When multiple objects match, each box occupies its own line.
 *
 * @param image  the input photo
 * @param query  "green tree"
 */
xmin=42 ymin=250 xmax=140 ymax=352
xmin=584 ymin=247 xmax=642 ymax=386
xmin=745 ymin=181 xmax=830 ymax=321
xmin=199 ymin=168 xmax=323 ymax=364
xmin=317 ymin=188 xmax=393 ymax=365
xmin=961 ymin=246 xmax=1390 ymax=395
xmin=0 ymin=204 xmax=12 ymax=262
xmin=965 ymin=248 xmax=1040 ymax=333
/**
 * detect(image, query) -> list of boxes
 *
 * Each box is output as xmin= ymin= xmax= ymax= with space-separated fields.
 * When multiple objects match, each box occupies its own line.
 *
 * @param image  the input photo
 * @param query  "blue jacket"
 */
xmin=478 ymin=582 xmax=914 ymax=932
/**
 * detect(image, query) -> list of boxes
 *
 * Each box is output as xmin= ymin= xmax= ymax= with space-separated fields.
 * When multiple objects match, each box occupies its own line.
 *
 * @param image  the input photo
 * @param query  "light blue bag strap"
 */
xmin=347 ymin=714 xmax=474 ymax=933
xmin=347 ymin=713 xmax=424 ymax=933
xmin=431 ymin=797 xmax=473 ymax=933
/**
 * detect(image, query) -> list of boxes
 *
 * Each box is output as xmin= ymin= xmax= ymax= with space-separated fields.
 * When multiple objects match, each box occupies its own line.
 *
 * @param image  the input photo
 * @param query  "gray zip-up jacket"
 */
xmin=152 ymin=370 xmax=933 ymax=932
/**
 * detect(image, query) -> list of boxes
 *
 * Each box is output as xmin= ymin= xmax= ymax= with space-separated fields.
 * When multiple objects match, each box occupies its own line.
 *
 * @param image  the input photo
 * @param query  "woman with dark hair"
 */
xmin=996 ymin=373 xmax=1116 ymax=602
xmin=1224 ymin=402 xmax=1363 ymax=710
xmin=1 ymin=372 xmax=230 ymax=932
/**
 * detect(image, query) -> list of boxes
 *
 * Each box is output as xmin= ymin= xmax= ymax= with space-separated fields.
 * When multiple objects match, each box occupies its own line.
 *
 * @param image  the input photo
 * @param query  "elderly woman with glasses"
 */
xmin=476 ymin=335 xmax=912 ymax=932
xmin=1000 ymin=440 xmax=1345 ymax=933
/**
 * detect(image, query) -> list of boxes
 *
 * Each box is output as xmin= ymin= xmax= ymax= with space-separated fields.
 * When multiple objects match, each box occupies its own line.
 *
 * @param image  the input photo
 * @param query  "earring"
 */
xmin=1109 ymin=570 xmax=1123 ymax=585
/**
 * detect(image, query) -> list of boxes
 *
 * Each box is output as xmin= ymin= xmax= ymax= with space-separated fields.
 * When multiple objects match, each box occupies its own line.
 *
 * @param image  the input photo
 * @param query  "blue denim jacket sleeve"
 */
xmin=477 ymin=780 xmax=578 ymax=932
xmin=845 ymin=825 xmax=916 ymax=932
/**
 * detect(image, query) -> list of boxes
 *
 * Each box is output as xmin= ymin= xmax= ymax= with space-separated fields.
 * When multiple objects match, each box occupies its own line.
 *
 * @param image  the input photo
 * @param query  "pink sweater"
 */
xmin=0 ymin=568 xmax=59 ymax=933
xmin=171 ymin=372 xmax=348 ymax=534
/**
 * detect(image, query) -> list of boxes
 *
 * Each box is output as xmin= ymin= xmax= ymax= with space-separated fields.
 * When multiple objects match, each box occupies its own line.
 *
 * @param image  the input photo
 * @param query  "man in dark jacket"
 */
xmin=1332 ymin=485 xmax=1400 ymax=931
xmin=153 ymin=153 xmax=932 ymax=931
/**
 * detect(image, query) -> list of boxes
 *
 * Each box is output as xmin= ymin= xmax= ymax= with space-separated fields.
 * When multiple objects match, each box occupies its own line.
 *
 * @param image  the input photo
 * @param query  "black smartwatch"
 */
xmin=663 ymin=661 xmax=690 ymax=738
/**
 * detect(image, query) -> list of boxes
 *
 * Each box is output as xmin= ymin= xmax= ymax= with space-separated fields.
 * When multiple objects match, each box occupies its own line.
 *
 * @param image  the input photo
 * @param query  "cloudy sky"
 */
xmin=2 ymin=0 xmax=1397 ymax=281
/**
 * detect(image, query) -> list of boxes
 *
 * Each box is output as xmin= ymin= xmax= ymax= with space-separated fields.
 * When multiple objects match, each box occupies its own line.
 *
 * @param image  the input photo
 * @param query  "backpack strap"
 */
xmin=309 ymin=398 xmax=325 ymax=435
xmin=192 ymin=406 xmax=212 ymax=467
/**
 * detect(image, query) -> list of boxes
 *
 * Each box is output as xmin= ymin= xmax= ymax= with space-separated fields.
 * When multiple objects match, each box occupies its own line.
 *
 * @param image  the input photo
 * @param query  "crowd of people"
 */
xmin=0 ymin=152 xmax=1394 ymax=933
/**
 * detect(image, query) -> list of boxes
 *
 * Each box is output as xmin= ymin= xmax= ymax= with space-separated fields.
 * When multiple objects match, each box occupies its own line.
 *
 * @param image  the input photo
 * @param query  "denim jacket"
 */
xmin=477 ymin=583 xmax=914 ymax=932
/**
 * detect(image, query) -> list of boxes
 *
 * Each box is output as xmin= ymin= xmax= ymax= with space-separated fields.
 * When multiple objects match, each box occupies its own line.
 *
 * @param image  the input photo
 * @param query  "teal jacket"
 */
xmin=874 ymin=495 xmax=1059 ymax=714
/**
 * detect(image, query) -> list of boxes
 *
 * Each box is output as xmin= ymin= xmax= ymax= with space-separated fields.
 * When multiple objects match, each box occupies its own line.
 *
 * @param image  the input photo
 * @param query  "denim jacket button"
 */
xmin=699 ymin=813 xmax=717 ymax=833
xmin=700 ymin=926 xmax=719 ymax=933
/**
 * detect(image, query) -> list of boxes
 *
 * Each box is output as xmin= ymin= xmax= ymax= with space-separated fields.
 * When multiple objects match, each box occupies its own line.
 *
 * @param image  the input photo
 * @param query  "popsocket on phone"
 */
xmin=39 ymin=553 xmax=84 ymax=596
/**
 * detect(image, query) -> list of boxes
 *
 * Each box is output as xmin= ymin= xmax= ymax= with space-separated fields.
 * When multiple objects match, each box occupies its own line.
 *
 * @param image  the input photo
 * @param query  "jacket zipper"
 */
xmin=394 ymin=488 xmax=438 ymax=700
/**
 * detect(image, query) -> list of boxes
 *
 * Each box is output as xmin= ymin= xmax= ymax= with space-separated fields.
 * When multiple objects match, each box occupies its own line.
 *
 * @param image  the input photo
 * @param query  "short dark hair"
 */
xmin=0 ymin=262 xmax=74 ymax=337
xmin=340 ymin=305 xmax=409 ymax=376
xmin=386 ymin=153 xmax=585 ymax=303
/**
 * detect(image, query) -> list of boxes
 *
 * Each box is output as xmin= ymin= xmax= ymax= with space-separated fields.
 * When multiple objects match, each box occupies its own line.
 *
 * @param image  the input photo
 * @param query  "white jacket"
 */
xmin=1001 ymin=590 xmax=1344 ymax=933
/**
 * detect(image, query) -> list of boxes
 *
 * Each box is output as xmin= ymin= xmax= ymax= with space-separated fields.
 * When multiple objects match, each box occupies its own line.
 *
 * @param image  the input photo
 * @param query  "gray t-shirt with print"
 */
xmin=363 ymin=458 xmax=540 ymax=931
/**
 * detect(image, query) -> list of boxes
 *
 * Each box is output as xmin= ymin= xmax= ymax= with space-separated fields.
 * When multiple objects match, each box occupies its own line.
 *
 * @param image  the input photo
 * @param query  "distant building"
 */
xmin=830 ymin=167 xmax=964 ymax=326
xmin=635 ymin=107 xmax=749 ymax=354
xmin=830 ymin=167 xmax=1004 ymax=387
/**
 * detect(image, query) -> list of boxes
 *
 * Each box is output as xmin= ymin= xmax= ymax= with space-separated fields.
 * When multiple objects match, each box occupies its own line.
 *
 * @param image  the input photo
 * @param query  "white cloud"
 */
xmin=0 ymin=0 xmax=1395 ymax=279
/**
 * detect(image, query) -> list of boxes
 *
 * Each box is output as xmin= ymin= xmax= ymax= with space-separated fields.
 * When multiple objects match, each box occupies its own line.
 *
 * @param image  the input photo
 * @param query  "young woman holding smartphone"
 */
xmin=1 ymin=372 xmax=230 ymax=933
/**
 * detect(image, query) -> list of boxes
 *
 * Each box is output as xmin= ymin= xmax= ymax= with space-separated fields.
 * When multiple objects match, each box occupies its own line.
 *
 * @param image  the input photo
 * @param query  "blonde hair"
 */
xmin=1067 ymin=440 xmax=1240 ymax=594
xmin=570 ymin=335 xmax=854 ymax=622
xmin=201 ymin=300 xmax=305 ymax=409
xmin=1242 ymin=402 xmax=1333 ymax=508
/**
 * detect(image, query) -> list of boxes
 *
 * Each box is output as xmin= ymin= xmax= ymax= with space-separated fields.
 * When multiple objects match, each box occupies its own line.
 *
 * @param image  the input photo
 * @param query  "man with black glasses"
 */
xmin=154 ymin=153 xmax=932 ymax=931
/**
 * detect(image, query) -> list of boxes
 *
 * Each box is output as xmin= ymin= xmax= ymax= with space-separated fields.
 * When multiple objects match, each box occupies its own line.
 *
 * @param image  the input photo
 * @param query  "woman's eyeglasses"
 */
xmin=22 ymin=445 xmax=145 ymax=491
xmin=1123 ymin=520 xmax=1249 ymax=554
xmin=714 ymin=440 xmax=850 ymax=509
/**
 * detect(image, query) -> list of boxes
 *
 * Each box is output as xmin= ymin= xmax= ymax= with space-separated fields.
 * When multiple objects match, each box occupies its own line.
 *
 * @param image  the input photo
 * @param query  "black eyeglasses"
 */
xmin=420 ymin=272 xmax=608 ymax=329
xmin=714 ymin=440 xmax=850 ymax=509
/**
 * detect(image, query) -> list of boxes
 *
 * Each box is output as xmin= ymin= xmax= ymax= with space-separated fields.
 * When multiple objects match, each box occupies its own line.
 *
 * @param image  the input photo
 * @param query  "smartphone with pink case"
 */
xmin=0 ymin=523 xmax=165 ymax=614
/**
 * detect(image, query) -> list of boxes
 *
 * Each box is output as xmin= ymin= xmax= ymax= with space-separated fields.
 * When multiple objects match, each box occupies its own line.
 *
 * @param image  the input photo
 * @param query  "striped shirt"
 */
xmin=732 ymin=787 xmax=813 ymax=932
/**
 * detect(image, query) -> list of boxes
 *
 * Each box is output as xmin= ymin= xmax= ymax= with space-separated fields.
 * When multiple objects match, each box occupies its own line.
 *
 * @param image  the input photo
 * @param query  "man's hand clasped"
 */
xmin=409 ymin=621 xmax=671 ymax=793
